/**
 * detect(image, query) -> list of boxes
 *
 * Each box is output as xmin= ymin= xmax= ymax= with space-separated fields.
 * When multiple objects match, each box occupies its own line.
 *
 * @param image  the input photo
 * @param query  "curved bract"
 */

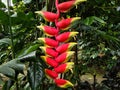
xmin=56 ymin=32 xmax=79 ymax=42
xmin=56 ymin=42 xmax=77 ymax=53
xmin=41 ymin=56 xmax=58 ymax=67
xmin=55 ymin=79 xmax=74 ymax=88
xmin=35 ymin=11 xmax=58 ymax=22
xmin=45 ymin=69 xmax=58 ymax=79
xmin=56 ymin=17 xmax=81 ymax=30
xmin=54 ymin=62 xmax=74 ymax=73
xmin=37 ymin=25 xmax=58 ymax=37
xmin=58 ymin=0 xmax=86 ymax=13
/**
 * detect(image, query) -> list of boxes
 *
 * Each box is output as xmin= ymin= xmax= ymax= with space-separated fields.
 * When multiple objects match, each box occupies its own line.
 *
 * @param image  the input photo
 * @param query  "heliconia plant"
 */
xmin=36 ymin=0 xmax=86 ymax=88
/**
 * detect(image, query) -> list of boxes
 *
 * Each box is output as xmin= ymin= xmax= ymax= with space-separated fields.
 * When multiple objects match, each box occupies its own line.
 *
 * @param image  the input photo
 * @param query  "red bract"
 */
xmin=45 ymin=69 xmax=58 ymax=79
xmin=58 ymin=0 xmax=86 ymax=13
xmin=56 ymin=17 xmax=80 ymax=30
xmin=35 ymin=11 xmax=58 ymax=22
xmin=54 ymin=62 xmax=74 ymax=73
xmin=37 ymin=25 xmax=58 ymax=37
xmin=55 ymin=79 xmax=73 ymax=88
xmin=56 ymin=42 xmax=77 ymax=53
xmin=55 ymin=51 xmax=74 ymax=63
xmin=41 ymin=56 xmax=58 ymax=67
xmin=54 ymin=63 xmax=66 ymax=73
xmin=58 ymin=1 xmax=75 ymax=13
xmin=38 ymin=38 xmax=59 ymax=47
xmin=56 ymin=32 xmax=78 ymax=42
xmin=40 ymin=47 xmax=58 ymax=57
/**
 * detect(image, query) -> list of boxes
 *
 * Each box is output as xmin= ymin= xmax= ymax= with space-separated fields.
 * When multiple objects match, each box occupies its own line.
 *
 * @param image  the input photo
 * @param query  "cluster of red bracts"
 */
xmin=36 ymin=0 xmax=86 ymax=88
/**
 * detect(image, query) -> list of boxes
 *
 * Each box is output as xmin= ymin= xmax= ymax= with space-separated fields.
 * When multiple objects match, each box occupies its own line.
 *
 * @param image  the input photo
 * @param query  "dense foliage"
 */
xmin=0 ymin=0 xmax=120 ymax=90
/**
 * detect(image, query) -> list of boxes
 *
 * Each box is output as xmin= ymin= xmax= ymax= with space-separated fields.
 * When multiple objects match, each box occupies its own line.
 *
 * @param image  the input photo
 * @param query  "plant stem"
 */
xmin=75 ymin=40 xmax=78 ymax=65
xmin=33 ymin=62 xmax=36 ymax=90
xmin=7 ymin=1 xmax=18 ymax=90
xmin=93 ymin=74 xmax=96 ymax=90
xmin=7 ymin=0 xmax=15 ymax=59
xmin=74 ymin=36 xmax=81 ymax=84
xmin=45 ymin=0 xmax=48 ymax=25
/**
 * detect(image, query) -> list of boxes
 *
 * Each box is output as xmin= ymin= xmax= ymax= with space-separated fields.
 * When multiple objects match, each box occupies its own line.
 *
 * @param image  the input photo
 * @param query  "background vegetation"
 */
xmin=0 ymin=0 xmax=120 ymax=90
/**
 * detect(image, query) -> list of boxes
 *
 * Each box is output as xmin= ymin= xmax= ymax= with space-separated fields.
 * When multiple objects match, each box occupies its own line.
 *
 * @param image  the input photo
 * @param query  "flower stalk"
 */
xmin=36 ymin=0 xmax=86 ymax=88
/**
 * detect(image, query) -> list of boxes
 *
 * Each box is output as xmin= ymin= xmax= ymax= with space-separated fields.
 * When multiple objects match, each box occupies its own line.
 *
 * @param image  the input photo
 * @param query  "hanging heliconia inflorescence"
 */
xmin=36 ymin=0 xmax=86 ymax=88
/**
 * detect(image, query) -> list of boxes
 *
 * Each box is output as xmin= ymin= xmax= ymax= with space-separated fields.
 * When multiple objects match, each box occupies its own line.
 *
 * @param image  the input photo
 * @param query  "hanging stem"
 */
xmin=46 ymin=0 xmax=49 ymax=11
xmin=45 ymin=0 xmax=48 ymax=25
xmin=7 ymin=0 xmax=15 ymax=59
xmin=55 ymin=0 xmax=60 ymax=26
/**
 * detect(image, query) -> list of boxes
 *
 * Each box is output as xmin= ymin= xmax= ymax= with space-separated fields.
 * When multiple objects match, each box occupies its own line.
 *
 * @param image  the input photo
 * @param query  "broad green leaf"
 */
xmin=0 ymin=51 xmax=37 ymax=78
xmin=28 ymin=61 xmax=44 ymax=90
xmin=0 ymin=38 xmax=11 ymax=46
xmin=16 ymin=44 xmax=40 ymax=58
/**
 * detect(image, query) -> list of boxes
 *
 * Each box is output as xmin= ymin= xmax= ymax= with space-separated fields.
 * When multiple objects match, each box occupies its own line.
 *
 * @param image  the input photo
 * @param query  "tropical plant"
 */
xmin=0 ymin=0 xmax=120 ymax=90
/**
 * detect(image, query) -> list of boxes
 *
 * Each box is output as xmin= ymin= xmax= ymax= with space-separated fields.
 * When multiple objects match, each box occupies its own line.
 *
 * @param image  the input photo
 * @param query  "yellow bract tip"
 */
xmin=75 ymin=0 xmax=87 ymax=5
xmin=35 ymin=11 xmax=42 ymax=14
xmin=70 ymin=42 xmax=77 ymax=46
xmin=38 ymin=38 xmax=45 ymax=41
xmin=41 ymin=56 xmax=46 ymax=59
xmin=39 ymin=46 xmax=46 ymax=50
xmin=67 ymin=51 xmax=75 ymax=56
xmin=66 ymin=62 xmax=74 ymax=71
xmin=70 ymin=32 xmax=79 ymax=37
xmin=72 ymin=17 xmax=81 ymax=22
xmin=37 ymin=25 xmax=44 ymax=30
xmin=60 ymin=80 xmax=74 ymax=88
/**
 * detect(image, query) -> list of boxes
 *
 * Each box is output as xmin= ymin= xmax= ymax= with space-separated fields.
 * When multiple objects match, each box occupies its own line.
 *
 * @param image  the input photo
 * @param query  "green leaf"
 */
xmin=0 ymin=38 xmax=11 ymax=46
xmin=96 ymin=30 xmax=120 ymax=42
xmin=0 ymin=0 xmax=6 ymax=8
xmin=93 ymin=16 xmax=106 ymax=24
xmin=83 ymin=16 xmax=106 ymax=26
xmin=16 ymin=44 xmax=40 ymax=57
xmin=23 ymin=0 xmax=32 ymax=4
xmin=2 ymin=80 xmax=14 ymax=90
xmin=0 ymin=51 xmax=37 ymax=78
xmin=0 ymin=10 xmax=8 ymax=25
xmin=83 ymin=16 xmax=94 ymax=25
xmin=28 ymin=61 xmax=44 ymax=90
